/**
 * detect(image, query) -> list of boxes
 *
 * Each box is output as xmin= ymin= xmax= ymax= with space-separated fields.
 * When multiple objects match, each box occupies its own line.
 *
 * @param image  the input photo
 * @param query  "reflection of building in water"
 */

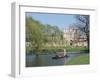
xmin=63 ymin=26 xmax=87 ymax=47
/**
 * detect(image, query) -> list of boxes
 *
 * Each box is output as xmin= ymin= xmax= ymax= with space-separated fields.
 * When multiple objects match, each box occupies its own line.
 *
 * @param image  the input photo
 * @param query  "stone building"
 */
xmin=63 ymin=26 xmax=87 ymax=47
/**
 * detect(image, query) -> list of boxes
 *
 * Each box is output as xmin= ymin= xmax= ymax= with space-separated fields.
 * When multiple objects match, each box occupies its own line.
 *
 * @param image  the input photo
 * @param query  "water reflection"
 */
xmin=26 ymin=52 xmax=88 ymax=67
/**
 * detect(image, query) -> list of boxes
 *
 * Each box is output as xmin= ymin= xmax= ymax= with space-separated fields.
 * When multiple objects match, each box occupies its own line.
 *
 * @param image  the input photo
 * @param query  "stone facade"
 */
xmin=63 ymin=26 xmax=87 ymax=47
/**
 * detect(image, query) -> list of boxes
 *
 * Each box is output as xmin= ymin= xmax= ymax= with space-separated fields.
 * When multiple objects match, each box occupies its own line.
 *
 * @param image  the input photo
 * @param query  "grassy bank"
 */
xmin=66 ymin=54 xmax=89 ymax=65
xmin=26 ymin=46 xmax=89 ymax=55
xmin=40 ymin=46 xmax=89 ymax=53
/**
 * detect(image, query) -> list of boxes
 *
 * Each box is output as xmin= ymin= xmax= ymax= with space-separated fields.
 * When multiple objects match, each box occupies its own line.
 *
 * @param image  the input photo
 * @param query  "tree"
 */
xmin=75 ymin=15 xmax=90 ymax=49
xmin=26 ymin=16 xmax=63 ymax=54
xmin=42 ymin=24 xmax=63 ymax=46
xmin=26 ymin=16 xmax=44 ymax=54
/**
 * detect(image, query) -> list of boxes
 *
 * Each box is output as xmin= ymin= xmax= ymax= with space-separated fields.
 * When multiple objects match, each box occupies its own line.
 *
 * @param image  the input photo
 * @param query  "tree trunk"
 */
xmin=86 ymin=34 xmax=89 ymax=52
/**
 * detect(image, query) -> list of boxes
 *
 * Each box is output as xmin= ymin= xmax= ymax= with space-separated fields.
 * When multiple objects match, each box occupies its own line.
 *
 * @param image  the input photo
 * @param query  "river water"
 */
xmin=26 ymin=52 xmax=89 ymax=67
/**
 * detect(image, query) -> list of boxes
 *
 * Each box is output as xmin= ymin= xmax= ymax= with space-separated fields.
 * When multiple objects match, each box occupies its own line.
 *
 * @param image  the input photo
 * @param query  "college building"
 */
xmin=63 ymin=26 xmax=87 ymax=47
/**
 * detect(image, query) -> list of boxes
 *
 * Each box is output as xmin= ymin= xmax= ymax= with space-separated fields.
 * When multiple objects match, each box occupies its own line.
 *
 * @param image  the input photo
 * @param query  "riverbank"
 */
xmin=26 ymin=46 xmax=89 ymax=55
xmin=66 ymin=54 xmax=89 ymax=65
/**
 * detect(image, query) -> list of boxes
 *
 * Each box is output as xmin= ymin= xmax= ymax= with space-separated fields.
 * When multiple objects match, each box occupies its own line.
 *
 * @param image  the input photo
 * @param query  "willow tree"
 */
xmin=26 ymin=16 xmax=44 ymax=54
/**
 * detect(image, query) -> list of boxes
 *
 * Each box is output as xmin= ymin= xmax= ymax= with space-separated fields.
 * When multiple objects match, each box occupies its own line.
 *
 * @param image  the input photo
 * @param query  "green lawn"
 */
xmin=66 ymin=54 xmax=90 ymax=65
xmin=43 ymin=46 xmax=87 ymax=51
xmin=66 ymin=47 xmax=89 ymax=52
xmin=26 ymin=46 xmax=89 ymax=54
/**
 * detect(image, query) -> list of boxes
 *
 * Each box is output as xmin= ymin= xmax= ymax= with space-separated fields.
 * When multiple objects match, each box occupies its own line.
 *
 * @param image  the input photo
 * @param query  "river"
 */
xmin=26 ymin=52 xmax=89 ymax=67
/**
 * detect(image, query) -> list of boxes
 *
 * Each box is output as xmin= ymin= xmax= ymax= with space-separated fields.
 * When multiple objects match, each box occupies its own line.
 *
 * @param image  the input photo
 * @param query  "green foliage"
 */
xmin=26 ymin=16 xmax=44 ymax=53
xmin=26 ymin=16 xmax=63 ymax=54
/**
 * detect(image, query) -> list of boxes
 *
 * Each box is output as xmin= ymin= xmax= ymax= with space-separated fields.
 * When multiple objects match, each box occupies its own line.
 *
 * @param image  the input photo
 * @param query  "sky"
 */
xmin=26 ymin=12 xmax=77 ymax=30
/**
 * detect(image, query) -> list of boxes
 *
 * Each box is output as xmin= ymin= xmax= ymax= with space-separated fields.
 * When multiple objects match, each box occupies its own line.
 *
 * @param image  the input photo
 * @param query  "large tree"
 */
xmin=26 ymin=16 xmax=44 ymax=53
xmin=75 ymin=15 xmax=90 ymax=49
xmin=26 ymin=16 xmax=63 ymax=54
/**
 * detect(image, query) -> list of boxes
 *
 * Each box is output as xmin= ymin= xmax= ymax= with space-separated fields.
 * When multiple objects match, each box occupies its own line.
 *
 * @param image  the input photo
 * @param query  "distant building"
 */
xmin=63 ymin=26 xmax=87 ymax=47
